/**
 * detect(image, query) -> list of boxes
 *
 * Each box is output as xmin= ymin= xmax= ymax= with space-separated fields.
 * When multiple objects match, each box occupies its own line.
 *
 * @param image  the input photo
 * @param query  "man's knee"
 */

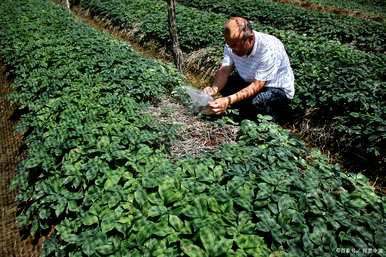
xmin=252 ymin=87 xmax=288 ymax=107
xmin=251 ymin=87 xmax=290 ymax=118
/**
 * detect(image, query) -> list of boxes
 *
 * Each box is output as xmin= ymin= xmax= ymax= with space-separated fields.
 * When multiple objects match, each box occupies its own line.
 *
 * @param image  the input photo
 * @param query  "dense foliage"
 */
xmin=77 ymin=0 xmax=386 ymax=186
xmin=307 ymin=0 xmax=386 ymax=18
xmin=177 ymin=0 xmax=386 ymax=53
xmin=1 ymin=0 xmax=384 ymax=256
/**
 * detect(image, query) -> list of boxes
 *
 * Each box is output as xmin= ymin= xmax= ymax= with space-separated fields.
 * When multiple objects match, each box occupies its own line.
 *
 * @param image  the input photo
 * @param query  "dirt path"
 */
xmin=0 ymin=61 xmax=43 ymax=257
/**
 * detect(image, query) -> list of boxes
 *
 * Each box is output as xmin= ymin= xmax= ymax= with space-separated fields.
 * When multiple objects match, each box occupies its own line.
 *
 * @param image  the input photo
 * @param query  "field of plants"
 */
xmin=0 ymin=0 xmax=385 ymax=257
xmin=177 ymin=0 xmax=386 ymax=53
xmin=75 ymin=0 xmax=386 ymax=183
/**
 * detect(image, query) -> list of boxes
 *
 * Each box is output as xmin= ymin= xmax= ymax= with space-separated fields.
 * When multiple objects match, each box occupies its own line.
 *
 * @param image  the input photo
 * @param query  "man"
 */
xmin=203 ymin=17 xmax=294 ymax=120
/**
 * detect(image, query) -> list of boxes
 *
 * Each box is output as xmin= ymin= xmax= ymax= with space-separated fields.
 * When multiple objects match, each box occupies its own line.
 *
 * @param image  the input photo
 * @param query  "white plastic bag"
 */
xmin=183 ymin=86 xmax=213 ymax=112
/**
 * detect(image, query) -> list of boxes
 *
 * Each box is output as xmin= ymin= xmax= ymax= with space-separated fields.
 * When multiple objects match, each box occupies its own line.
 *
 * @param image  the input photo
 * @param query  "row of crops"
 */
xmin=176 ymin=0 xmax=386 ymax=53
xmin=1 ymin=0 xmax=385 ymax=256
xmin=306 ymin=0 xmax=386 ymax=17
xmin=75 ymin=0 xmax=386 ymax=186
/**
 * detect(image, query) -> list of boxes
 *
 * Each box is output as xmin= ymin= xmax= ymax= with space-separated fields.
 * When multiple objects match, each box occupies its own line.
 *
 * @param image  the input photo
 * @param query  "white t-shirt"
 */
xmin=222 ymin=31 xmax=295 ymax=99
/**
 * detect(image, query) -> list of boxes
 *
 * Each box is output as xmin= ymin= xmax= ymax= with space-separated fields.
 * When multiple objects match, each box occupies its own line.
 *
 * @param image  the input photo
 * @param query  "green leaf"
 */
xmin=153 ymin=223 xmax=174 ymax=237
xmin=164 ymin=191 xmax=183 ymax=205
xmin=108 ymin=193 xmax=121 ymax=209
xmin=350 ymin=198 xmax=367 ymax=209
xmin=278 ymin=195 xmax=296 ymax=212
xmin=302 ymin=232 xmax=313 ymax=252
xmin=256 ymin=183 xmax=273 ymax=200
xmin=61 ymin=233 xmax=78 ymax=244
xmin=95 ymin=243 xmax=115 ymax=255
xmin=199 ymin=227 xmax=216 ymax=254
xmin=234 ymin=249 xmax=247 ymax=257
xmin=39 ymin=208 xmax=50 ymax=220
xmin=101 ymin=219 xmax=115 ymax=233
xmin=309 ymin=224 xmax=327 ymax=245
xmin=148 ymin=206 xmax=167 ymax=217
xmin=54 ymin=199 xmax=66 ymax=217
xmin=142 ymin=175 xmax=158 ymax=188
xmin=268 ymin=202 xmax=278 ymax=215
xmin=235 ymin=234 xmax=264 ymax=249
xmin=238 ymin=211 xmax=255 ymax=234
xmin=67 ymin=200 xmax=79 ymax=213
xmin=158 ymin=177 xmax=183 ymax=205
xmin=136 ymin=221 xmax=153 ymax=244
xmin=212 ymin=165 xmax=223 ymax=180
xmin=97 ymin=136 xmax=110 ymax=150
xmin=216 ymin=238 xmax=233 ymax=255
xmin=134 ymin=189 xmax=147 ymax=207
xmin=255 ymin=211 xmax=279 ymax=233
xmin=118 ymin=215 xmax=133 ymax=225
xmin=182 ymin=205 xmax=199 ymax=218
xmin=180 ymin=239 xmax=206 ymax=257
xmin=322 ymin=194 xmax=336 ymax=209
xmin=147 ymin=192 xmax=161 ymax=205
xmin=104 ymin=173 xmax=121 ymax=190
xmin=207 ymin=197 xmax=221 ymax=213
xmin=169 ymin=214 xmax=184 ymax=232
xmin=325 ymin=233 xmax=337 ymax=251
xmin=350 ymin=236 xmax=368 ymax=250
xmin=254 ymin=199 xmax=269 ymax=208
xmin=334 ymin=211 xmax=352 ymax=226
xmin=82 ymin=215 xmax=98 ymax=226
xmin=166 ymin=232 xmax=179 ymax=244
xmin=82 ymin=240 xmax=96 ymax=256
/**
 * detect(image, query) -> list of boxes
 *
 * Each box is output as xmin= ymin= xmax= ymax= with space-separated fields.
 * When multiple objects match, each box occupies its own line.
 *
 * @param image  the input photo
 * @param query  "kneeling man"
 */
xmin=203 ymin=17 xmax=294 ymax=120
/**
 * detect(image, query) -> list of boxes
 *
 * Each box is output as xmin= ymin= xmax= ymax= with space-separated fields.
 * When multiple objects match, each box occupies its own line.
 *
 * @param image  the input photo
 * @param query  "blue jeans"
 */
xmin=220 ymin=73 xmax=290 ymax=120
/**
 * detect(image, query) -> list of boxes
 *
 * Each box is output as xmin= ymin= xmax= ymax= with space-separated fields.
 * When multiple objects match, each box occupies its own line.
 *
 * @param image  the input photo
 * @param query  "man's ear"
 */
xmin=246 ymin=35 xmax=254 ymax=47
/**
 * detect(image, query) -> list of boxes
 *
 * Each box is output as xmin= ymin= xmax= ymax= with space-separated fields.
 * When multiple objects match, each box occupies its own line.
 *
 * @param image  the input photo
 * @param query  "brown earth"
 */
xmin=0 ymin=61 xmax=45 ymax=257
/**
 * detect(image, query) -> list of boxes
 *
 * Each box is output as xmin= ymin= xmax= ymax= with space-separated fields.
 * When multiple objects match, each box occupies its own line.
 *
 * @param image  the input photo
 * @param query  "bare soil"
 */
xmin=0 ymin=61 xmax=45 ymax=257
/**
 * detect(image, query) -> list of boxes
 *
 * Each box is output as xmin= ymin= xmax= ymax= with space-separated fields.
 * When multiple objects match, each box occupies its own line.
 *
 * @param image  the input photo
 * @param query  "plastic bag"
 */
xmin=183 ymin=86 xmax=213 ymax=113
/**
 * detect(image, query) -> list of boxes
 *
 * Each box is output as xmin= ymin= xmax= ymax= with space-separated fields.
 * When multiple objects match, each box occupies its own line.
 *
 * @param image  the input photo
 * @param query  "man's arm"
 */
xmin=228 ymin=80 xmax=265 ymax=105
xmin=208 ymin=80 xmax=266 ymax=115
xmin=203 ymin=65 xmax=233 ymax=96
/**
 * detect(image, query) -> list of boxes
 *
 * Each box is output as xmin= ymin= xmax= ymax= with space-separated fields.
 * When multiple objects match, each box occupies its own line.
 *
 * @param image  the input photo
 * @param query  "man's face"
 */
xmin=226 ymin=34 xmax=254 ymax=57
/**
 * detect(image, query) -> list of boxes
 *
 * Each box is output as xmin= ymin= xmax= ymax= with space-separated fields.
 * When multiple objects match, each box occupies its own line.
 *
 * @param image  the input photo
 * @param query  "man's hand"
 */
xmin=207 ymin=97 xmax=231 ymax=115
xmin=202 ymin=86 xmax=219 ymax=96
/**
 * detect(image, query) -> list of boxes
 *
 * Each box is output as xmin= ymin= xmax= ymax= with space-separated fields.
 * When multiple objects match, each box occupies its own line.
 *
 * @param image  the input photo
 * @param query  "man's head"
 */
xmin=224 ymin=17 xmax=254 ymax=57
